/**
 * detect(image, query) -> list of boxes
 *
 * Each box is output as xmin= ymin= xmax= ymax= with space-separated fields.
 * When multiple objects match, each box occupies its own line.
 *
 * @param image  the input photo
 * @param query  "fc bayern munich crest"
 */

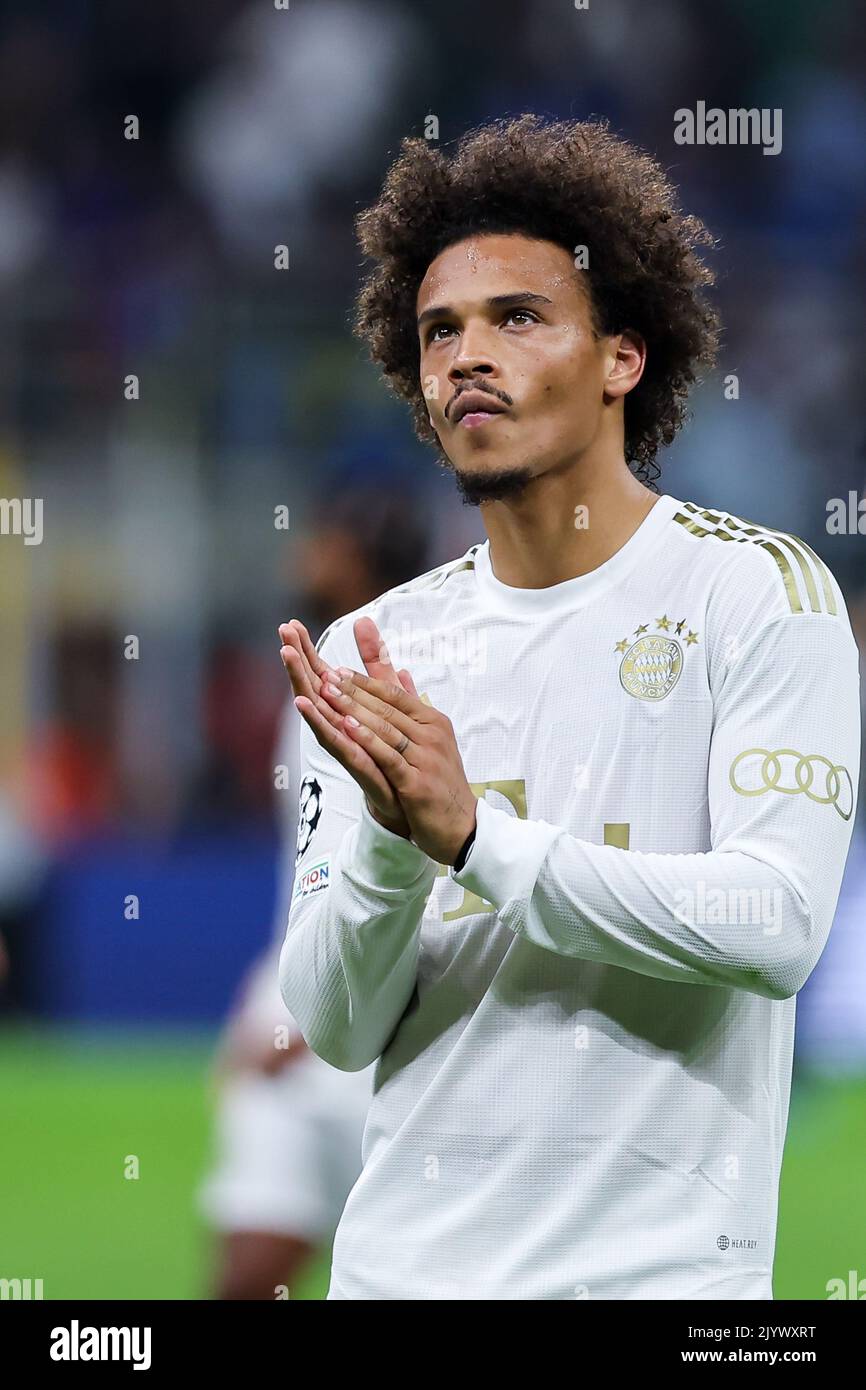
xmin=615 ymin=615 xmax=699 ymax=702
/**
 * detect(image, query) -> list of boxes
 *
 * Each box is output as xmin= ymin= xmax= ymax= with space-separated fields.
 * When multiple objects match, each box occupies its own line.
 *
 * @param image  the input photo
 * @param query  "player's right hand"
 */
xmin=278 ymin=617 xmax=414 ymax=839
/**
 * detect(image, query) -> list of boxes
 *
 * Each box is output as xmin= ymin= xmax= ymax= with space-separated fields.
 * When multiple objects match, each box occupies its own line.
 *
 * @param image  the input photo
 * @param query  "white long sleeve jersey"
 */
xmin=279 ymin=491 xmax=860 ymax=1300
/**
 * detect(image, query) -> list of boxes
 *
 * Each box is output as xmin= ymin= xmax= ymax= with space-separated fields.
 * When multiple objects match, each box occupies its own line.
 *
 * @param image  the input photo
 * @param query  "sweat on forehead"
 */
xmin=419 ymin=233 xmax=574 ymax=284
xmin=416 ymin=235 xmax=586 ymax=315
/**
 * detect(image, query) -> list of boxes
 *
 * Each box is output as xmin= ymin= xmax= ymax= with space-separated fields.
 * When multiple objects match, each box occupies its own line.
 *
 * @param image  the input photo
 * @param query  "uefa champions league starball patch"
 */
xmin=296 ymin=774 xmax=323 ymax=863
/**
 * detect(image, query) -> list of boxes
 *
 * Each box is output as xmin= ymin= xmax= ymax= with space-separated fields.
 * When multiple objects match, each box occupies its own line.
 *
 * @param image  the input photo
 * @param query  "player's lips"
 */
xmin=450 ymin=390 xmax=509 ymax=427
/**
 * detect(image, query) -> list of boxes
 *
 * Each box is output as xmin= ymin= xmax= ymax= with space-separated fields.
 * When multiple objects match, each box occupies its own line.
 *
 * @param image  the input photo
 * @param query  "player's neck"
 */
xmin=480 ymin=461 xmax=660 ymax=591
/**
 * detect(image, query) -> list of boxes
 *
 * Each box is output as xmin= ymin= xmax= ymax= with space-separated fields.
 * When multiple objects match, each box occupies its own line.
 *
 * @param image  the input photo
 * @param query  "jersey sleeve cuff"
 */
xmin=354 ymin=797 xmax=438 ymax=889
xmin=449 ymin=795 xmax=562 ymax=907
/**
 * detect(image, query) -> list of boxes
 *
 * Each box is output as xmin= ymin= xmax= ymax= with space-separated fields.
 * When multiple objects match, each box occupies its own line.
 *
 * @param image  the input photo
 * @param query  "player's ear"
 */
xmin=603 ymin=329 xmax=645 ymax=401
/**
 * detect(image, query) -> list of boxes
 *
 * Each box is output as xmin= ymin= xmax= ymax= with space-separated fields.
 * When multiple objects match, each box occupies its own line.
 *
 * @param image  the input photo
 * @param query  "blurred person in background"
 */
xmin=1 ymin=617 xmax=108 ymax=1015
xmin=0 ymin=788 xmax=46 ymax=1016
xmin=198 ymin=480 xmax=431 ymax=1299
xmin=25 ymin=622 xmax=122 ymax=843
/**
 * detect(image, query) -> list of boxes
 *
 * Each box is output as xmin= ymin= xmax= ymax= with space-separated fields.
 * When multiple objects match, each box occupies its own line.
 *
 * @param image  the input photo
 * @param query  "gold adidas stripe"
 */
xmin=779 ymin=532 xmax=836 ymax=615
xmin=675 ymin=503 xmax=837 ymax=616
xmin=759 ymin=540 xmax=804 ymax=614
xmin=674 ymin=507 xmax=803 ymax=614
xmin=700 ymin=507 xmax=835 ymax=615
xmin=388 ymin=551 xmax=477 ymax=597
xmin=681 ymin=503 xmax=836 ymax=613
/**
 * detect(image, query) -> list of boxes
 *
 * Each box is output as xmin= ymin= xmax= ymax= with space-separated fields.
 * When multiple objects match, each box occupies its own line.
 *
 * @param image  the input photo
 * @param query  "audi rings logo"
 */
xmin=729 ymin=748 xmax=854 ymax=820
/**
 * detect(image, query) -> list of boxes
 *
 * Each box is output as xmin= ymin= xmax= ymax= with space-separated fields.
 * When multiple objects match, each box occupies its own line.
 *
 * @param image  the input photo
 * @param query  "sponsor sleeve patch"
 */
xmin=292 ymin=855 xmax=331 ymax=901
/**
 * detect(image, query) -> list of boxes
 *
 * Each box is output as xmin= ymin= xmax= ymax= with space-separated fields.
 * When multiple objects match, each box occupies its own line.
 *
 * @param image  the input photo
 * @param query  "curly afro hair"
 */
xmin=353 ymin=113 xmax=721 ymax=486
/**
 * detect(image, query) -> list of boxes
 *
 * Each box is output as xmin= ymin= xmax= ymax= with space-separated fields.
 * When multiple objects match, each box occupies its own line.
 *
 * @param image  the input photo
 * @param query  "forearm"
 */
xmin=454 ymin=797 xmax=833 ymax=999
xmin=280 ymin=801 xmax=438 ymax=1069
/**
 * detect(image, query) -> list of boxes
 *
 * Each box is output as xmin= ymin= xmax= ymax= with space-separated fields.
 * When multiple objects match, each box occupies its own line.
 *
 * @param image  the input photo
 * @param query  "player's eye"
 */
xmin=504 ymin=308 xmax=538 ymax=326
xmin=427 ymin=309 xmax=538 ymax=344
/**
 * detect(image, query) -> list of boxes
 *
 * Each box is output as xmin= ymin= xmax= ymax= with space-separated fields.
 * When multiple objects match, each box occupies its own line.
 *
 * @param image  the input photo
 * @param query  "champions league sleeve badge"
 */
xmin=295 ymin=774 xmax=324 ymax=864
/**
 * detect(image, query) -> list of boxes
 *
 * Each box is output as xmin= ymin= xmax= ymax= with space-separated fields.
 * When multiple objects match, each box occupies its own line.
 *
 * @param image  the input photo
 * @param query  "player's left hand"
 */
xmin=319 ymin=667 xmax=477 ymax=866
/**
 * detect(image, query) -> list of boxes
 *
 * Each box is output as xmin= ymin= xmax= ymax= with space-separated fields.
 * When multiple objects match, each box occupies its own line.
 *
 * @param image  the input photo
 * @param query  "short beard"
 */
xmin=436 ymin=453 xmax=536 ymax=506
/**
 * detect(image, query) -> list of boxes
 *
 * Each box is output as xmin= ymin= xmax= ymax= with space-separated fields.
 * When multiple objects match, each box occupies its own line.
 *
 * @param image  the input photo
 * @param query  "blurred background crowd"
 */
xmin=0 ymin=0 xmax=863 ymax=1299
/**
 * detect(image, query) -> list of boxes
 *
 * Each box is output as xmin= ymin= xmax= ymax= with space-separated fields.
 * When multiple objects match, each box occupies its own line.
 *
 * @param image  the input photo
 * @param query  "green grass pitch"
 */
xmin=0 ymin=1025 xmax=863 ymax=1300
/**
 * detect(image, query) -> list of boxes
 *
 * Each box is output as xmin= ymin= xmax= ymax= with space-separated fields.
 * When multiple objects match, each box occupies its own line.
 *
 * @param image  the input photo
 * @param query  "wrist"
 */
xmin=365 ymin=798 xmax=411 ymax=840
xmin=451 ymin=804 xmax=478 ymax=871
